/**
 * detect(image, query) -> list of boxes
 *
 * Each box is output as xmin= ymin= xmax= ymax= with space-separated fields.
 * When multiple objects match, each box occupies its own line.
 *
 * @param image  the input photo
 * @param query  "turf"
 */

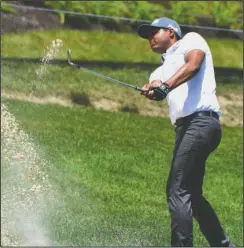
xmin=2 ymin=28 xmax=243 ymax=246
xmin=3 ymin=98 xmax=242 ymax=246
xmin=1 ymin=29 xmax=242 ymax=107
xmin=2 ymin=29 xmax=243 ymax=68
xmin=1 ymin=59 xmax=242 ymax=115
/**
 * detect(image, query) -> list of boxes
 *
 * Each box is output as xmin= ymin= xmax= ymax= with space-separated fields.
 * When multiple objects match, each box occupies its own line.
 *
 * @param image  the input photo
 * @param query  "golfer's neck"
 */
xmin=169 ymin=39 xmax=178 ymax=48
xmin=163 ymin=39 xmax=178 ymax=53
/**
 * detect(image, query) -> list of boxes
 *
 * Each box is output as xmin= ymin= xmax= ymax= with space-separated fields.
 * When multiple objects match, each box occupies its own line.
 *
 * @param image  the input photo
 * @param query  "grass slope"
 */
xmin=3 ymin=99 xmax=242 ymax=246
xmin=2 ymin=29 xmax=242 ymax=126
xmin=2 ymin=29 xmax=243 ymax=68
xmin=2 ymin=59 xmax=242 ymax=126
xmin=2 ymin=28 xmax=243 ymax=245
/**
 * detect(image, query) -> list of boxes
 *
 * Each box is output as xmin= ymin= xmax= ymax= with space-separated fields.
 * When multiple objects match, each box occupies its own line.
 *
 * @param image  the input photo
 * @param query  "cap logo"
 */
xmin=152 ymin=19 xmax=160 ymax=25
xmin=168 ymin=24 xmax=178 ymax=32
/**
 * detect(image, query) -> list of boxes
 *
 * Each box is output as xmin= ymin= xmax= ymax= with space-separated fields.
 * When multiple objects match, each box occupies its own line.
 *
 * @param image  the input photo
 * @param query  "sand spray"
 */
xmin=1 ymin=39 xmax=63 ymax=246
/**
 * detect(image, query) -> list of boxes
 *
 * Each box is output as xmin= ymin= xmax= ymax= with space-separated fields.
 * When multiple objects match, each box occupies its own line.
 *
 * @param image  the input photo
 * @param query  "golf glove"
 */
xmin=152 ymin=83 xmax=171 ymax=101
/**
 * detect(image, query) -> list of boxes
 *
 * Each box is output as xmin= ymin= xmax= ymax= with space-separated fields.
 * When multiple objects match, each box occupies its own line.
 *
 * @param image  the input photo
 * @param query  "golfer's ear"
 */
xmin=168 ymin=28 xmax=175 ymax=39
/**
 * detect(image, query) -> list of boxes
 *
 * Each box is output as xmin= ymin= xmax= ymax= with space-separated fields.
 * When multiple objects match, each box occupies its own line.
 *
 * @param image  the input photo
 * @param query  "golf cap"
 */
xmin=137 ymin=17 xmax=182 ymax=39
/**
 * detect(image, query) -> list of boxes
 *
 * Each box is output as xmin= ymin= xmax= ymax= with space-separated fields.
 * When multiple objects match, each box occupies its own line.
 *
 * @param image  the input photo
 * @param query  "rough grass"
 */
xmin=1 ymin=29 xmax=243 ymax=68
xmin=2 ymin=59 xmax=242 ymax=126
xmin=1 ymin=29 xmax=242 ymax=126
xmin=1 ymin=28 xmax=243 ymax=246
xmin=2 ymin=98 xmax=242 ymax=246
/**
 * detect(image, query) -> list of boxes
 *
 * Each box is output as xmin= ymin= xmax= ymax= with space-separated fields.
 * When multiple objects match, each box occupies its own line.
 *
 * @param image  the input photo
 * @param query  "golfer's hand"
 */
xmin=150 ymin=80 xmax=163 ymax=88
xmin=141 ymin=83 xmax=153 ymax=100
xmin=141 ymin=80 xmax=163 ymax=100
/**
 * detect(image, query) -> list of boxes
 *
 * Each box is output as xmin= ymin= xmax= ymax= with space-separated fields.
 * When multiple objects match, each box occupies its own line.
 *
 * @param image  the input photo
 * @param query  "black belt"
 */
xmin=175 ymin=111 xmax=219 ymax=126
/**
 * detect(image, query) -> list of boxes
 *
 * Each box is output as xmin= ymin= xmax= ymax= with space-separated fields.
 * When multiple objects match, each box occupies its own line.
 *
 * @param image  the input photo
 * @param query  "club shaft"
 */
xmin=68 ymin=60 xmax=145 ymax=92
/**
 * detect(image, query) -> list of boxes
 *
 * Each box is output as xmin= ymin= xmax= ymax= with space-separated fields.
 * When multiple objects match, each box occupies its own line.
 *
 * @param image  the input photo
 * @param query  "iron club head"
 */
xmin=67 ymin=48 xmax=72 ymax=62
xmin=67 ymin=48 xmax=79 ymax=68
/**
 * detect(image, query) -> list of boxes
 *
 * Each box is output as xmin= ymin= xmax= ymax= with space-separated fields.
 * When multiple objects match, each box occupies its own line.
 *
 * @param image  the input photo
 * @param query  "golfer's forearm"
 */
xmin=166 ymin=63 xmax=200 ymax=89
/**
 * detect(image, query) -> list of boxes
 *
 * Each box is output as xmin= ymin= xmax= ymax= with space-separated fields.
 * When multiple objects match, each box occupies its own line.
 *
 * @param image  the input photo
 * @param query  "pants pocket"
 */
xmin=197 ymin=126 xmax=222 ymax=152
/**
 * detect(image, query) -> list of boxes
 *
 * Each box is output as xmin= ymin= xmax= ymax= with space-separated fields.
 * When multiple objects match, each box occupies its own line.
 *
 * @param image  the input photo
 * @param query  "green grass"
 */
xmin=1 ymin=29 xmax=242 ymax=107
xmin=2 ymin=99 xmax=243 ymax=246
xmin=1 ymin=28 xmax=243 ymax=246
xmin=2 ymin=29 xmax=243 ymax=68
xmin=1 ymin=60 xmax=242 ymax=111
xmin=1 ymin=59 xmax=170 ymax=116
xmin=1 ymin=29 xmax=242 ymax=116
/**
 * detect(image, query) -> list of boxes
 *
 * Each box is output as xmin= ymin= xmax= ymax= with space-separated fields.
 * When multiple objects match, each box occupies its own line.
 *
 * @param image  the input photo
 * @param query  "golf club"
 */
xmin=67 ymin=48 xmax=147 ymax=92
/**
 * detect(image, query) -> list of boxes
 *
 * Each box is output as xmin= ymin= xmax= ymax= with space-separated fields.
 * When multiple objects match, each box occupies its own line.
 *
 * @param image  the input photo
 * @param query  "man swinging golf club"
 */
xmin=137 ymin=17 xmax=236 ymax=247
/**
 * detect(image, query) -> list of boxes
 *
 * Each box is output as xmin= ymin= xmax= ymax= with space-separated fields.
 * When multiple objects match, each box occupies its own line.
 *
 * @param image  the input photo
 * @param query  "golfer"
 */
xmin=137 ymin=17 xmax=235 ymax=247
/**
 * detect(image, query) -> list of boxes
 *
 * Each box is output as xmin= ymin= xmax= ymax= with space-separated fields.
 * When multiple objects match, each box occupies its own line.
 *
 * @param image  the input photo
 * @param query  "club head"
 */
xmin=67 ymin=48 xmax=71 ymax=62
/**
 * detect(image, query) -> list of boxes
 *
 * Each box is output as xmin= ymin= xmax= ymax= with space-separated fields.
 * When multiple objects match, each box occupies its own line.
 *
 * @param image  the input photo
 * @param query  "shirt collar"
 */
xmin=161 ymin=40 xmax=181 ymax=61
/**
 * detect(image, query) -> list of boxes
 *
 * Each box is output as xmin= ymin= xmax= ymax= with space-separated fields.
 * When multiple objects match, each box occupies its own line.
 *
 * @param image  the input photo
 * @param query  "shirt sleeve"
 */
xmin=181 ymin=32 xmax=209 ymax=55
xmin=149 ymin=65 xmax=164 ymax=83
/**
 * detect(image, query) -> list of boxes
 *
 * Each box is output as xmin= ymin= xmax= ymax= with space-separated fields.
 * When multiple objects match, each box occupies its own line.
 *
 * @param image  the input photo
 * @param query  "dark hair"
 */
xmin=162 ymin=28 xmax=181 ymax=40
xmin=176 ymin=34 xmax=181 ymax=40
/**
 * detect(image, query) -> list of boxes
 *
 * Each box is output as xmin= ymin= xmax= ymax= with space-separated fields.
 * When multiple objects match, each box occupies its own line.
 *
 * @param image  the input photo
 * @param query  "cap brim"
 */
xmin=137 ymin=24 xmax=160 ymax=39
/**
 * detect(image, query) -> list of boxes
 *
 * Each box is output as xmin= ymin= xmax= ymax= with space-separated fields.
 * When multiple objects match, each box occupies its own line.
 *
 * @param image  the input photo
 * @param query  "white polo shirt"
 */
xmin=149 ymin=32 xmax=221 ymax=125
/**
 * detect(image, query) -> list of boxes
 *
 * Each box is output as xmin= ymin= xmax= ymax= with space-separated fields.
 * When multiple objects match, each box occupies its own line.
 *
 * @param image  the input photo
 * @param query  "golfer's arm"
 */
xmin=165 ymin=49 xmax=205 ymax=89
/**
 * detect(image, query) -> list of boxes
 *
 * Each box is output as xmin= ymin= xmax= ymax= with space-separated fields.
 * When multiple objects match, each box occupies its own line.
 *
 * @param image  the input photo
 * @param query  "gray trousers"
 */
xmin=166 ymin=115 xmax=228 ymax=247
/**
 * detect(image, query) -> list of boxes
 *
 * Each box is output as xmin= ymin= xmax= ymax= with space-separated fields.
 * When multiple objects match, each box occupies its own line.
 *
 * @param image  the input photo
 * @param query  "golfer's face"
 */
xmin=148 ymin=28 xmax=170 ymax=54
